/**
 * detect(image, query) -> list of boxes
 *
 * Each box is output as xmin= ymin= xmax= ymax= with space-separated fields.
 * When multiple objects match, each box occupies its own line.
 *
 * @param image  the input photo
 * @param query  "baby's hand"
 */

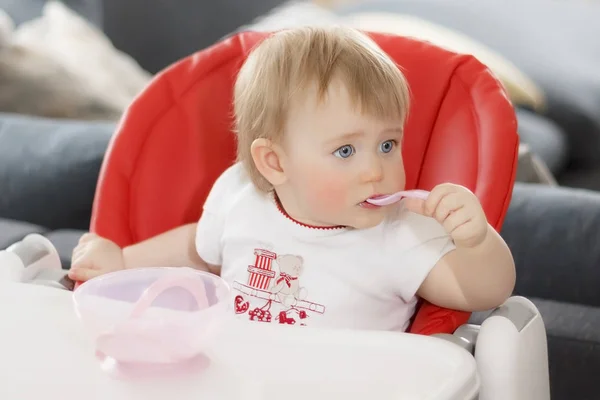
xmin=403 ymin=183 xmax=488 ymax=248
xmin=68 ymin=233 xmax=126 ymax=282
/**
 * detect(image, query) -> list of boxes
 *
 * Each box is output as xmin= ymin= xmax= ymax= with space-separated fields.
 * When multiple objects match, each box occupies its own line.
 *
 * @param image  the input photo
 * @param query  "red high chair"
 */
xmin=89 ymin=31 xmax=550 ymax=399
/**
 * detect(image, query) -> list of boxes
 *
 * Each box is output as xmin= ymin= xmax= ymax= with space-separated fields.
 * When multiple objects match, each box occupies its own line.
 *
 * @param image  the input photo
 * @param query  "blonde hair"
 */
xmin=233 ymin=26 xmax=411 ymax=191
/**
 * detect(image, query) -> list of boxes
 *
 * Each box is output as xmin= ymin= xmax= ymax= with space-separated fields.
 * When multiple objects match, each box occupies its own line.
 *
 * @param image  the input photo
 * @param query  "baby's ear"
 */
xmin=250 ymin=138 xmax=287 ymax=186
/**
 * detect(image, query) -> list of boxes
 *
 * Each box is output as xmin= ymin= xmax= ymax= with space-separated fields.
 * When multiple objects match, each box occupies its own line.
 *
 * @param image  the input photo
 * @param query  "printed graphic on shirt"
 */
xmin=232 ymin=248 xmax=326 ymax=326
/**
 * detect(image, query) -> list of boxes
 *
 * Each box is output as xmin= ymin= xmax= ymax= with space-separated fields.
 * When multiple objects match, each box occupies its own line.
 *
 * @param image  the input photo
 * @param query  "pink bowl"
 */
xmin=72 ymin=267 xmax=230 ymax=369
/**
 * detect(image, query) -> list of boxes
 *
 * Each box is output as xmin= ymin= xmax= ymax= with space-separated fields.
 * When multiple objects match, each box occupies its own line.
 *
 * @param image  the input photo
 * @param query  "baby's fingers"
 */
xmin=71 ymin=243 xmax=87 ymax=261
xmin=433 ymin=193 xmax=464 ymax=223
xmin=424 ymin=184 xmax=457 ymax=216
xmin=442 ymin=208 xmax=470 ymax=234
xmin=403 ymin=198 xmax=426 ymax=215
xmin=70 ymin=249 xmax=98 ymax=272
xmin=68 ymin=266 xmax=101 ymax=282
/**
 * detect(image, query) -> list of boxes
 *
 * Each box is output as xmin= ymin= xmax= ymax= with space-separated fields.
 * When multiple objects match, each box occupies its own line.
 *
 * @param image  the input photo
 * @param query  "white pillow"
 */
xmin=0 ymin=8 xmax=14 ymax=47
xmin=12 ymin=1 xmax=152 ymax=111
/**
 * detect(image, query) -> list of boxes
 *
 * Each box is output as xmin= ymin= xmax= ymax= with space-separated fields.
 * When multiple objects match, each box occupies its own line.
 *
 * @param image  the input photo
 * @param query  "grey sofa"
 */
xmin=3 ymin=1 xmax=600 ymax=399
xmin=0 ymin=112 xmax=112 ymax=260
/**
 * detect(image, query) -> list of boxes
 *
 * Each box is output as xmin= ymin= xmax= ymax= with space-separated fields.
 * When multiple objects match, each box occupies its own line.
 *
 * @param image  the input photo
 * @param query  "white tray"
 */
xmin=0 ymin=282 xmax=479 ymax=400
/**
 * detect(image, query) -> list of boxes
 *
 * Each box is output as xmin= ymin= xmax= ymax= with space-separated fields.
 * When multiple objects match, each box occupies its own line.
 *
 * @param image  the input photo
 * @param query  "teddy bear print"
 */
xmin=269 ymin=254 xmax=307 ymax=307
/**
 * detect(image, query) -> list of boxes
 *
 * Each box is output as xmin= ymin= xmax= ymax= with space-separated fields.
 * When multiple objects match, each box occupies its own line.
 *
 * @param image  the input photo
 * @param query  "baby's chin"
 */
xmin=311 ymin=207 xmax=387 ymax=229
xmin=344 ymin=213 xmax=386 ymax=230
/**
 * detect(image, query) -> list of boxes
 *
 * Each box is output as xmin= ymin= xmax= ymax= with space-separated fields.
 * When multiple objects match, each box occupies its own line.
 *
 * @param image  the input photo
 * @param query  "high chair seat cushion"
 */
xmin=90 ymin=30 xmax=518 ymax=335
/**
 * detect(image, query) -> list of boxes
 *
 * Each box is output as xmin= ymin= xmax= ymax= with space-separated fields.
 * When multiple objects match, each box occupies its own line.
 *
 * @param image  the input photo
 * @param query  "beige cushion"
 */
xmin=344 ymin=12 xmax=546 ymax=111
xmin=0 ymin=8 xmax=13 ymax=47
xmin=0 ymin=1 xmax=152 ymax=120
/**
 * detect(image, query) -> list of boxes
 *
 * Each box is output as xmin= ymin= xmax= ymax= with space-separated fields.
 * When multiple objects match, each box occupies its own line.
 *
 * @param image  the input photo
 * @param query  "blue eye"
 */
xmin=380 ymin=140 xmax=396 ymax=153
xmin=333 ymin=145 xmax=355 ymax=159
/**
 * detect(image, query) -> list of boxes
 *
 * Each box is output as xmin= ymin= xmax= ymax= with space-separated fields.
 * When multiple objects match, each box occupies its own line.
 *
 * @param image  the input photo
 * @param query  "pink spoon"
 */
xmin=365 ymin=189 xmax=430 ymax=206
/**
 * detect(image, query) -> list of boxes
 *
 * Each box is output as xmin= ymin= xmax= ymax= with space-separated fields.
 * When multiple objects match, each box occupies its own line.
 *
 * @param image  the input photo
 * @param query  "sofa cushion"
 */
xmin=516 ymin=108 xmax=568 ymax=175
xmin=500 ymin=183 xmax=600 ymax=308
xmin=0 ymin=218 xmax=47 ymax=249
xmin=558 ymin=165 xmax=600 ymax=192
xmin=8 ymin=2 xmax=152 ymax=120
xmin=0 ymin=112 xmax=114 ymax=230
xmin=101 ymin=0 xmax=291 ymax=74
xmin=1 ymin=2 xmax=151 ymax=121
xmin=0 ymin=0 xmax=102 ymax=27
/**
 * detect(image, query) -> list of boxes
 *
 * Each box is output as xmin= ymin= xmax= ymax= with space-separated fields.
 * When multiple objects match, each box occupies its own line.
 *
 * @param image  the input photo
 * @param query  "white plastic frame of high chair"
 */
xmin=0 ymin=233 xmax=71 ymax=289
xmin=434 ymin=296 xmax=551 ymax=400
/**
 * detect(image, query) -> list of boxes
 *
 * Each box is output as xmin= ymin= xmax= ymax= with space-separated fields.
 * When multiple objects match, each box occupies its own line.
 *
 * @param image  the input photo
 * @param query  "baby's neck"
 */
xmin=273 ymin=189 xmax=342 ymax=229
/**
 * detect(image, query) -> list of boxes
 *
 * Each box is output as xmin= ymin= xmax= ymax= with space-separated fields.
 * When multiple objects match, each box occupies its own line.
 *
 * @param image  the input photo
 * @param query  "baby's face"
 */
xmin=280 ymin=79 xmax=406 ymax=229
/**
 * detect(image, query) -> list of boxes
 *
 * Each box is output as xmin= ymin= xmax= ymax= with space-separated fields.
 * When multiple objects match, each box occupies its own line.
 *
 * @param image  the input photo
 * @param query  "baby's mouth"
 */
xmin=359 ymin=199 xmax=382 ymax=208
xmin=362 ymin=193 xmax=388 ymax=203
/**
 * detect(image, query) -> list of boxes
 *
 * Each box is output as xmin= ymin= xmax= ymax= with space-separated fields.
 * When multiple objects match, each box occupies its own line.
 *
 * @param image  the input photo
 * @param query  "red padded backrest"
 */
xmin=90 ymin=31 xmax=519 ymax=335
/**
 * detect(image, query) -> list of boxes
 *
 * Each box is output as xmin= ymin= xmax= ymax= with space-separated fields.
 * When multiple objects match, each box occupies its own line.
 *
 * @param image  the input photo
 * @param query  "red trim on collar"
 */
xmin=273 ymin=192 xmax=345 ymax=231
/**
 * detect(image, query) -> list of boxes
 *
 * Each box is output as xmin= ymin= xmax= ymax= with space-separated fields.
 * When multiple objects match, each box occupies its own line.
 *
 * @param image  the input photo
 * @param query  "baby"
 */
xmin=69 ymin=26 xmax=515 ymax=331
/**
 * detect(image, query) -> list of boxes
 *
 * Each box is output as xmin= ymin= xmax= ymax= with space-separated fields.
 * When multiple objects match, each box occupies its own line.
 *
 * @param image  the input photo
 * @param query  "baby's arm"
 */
xmin=401 ymin=183 xmax=515 ymax=312
xmin=69 ymin=223 xmax=220 ymax=282
xmin=417 ymin=224 xmax=515 ymax=311
xmin=123 ymin=223 xmax=219 ymax=274
xmin=70 ymin=164 xmax=242 ymax=282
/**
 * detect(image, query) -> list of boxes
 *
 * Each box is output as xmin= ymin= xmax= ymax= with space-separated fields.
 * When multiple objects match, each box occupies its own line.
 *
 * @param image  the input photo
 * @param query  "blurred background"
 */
xmin=1 ymin=0 xmax=600 ymax=399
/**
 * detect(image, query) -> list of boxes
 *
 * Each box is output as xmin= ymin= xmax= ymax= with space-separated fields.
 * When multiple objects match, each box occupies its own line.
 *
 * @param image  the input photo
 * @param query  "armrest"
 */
xmin=0 ymin=113 xmax=114 ymax=230
xmin=0 ymin=233 xmax=73 ymax=290
xmin=432 ymin=324 xmax=478 ymax=354
xmin=434 ymin=296 xmax=550 ymax=400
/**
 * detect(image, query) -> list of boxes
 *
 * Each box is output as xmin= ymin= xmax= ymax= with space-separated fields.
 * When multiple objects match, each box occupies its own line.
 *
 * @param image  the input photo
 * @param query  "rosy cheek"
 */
xmin=305 ymin=171 xmax=348 ymax=211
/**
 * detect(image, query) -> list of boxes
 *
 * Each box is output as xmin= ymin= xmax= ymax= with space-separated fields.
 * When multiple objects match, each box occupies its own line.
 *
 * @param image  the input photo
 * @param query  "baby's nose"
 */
xmin=361 ymin=158 xmax=384 ymax=183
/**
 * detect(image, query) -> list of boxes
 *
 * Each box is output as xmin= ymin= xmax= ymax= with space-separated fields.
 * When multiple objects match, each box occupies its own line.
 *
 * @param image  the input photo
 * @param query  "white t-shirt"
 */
xmin=196 ymin=163 xmax=455 ymax=332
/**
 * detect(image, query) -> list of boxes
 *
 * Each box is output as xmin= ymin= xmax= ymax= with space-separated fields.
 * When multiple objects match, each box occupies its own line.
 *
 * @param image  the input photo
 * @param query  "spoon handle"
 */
xmin=366 ymin=189 xmax=430 ymax=206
